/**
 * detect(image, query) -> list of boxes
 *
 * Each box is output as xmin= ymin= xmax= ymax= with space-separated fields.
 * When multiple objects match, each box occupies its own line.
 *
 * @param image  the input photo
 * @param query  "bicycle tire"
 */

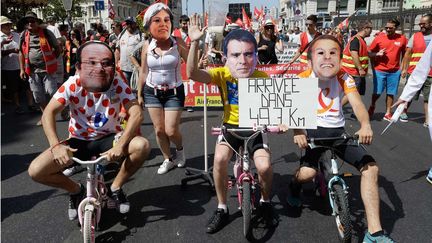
xmin=83 ymin=207 xmax=96 ymax=243
xmin=330 ymin=183 xmax=352 ymax=243
xmin=241 ymin=180 xmax=252 ymax=237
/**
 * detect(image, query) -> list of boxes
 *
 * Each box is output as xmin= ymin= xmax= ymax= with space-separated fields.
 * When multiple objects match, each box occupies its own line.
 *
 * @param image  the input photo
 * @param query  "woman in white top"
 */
xmin=137 ymin=3 xmax=189 ymax=174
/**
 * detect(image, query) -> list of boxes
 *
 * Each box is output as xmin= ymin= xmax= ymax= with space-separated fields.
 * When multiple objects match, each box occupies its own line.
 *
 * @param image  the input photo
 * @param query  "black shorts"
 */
xmin=1 ymin=70 xmax=29 ymax=94
xmin=218 ymin=123 xmax=265 ymax=156
xmin=64 ymin=134 xmax=116 ymax=161
xmin=300 ymin=127 xmax=375 ymax=171
xmin=353 ymin=76 xmax=366 ymax=95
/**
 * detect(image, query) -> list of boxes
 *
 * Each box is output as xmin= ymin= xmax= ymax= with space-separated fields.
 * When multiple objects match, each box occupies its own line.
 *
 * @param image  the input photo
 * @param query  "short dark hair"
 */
xmin=358 ymin=20 xmax=372 ymax=30
xmin=179 ymin=15 xmax=189 ymax=23
xmin=423 ymin=13 xmax=432 ymax=22
xmin=222 ymin=29 xmax=257 ymax=56
xmin=306 ymin=15 xmax=318 ymax=23
xmin=388 ymin=18 xmax=400 ymax=27
xmin=307 ymin=35 xmax=343 ymax=60
xmin=76 ymin=41 xmax=114 ymax=64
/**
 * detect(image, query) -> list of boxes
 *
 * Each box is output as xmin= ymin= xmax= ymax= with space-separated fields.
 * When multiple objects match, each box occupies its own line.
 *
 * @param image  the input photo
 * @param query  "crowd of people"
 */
xmin=2 ymin=3 xmax=432 ymax=242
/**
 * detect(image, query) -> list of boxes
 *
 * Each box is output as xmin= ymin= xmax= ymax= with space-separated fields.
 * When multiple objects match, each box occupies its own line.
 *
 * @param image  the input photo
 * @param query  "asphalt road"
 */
xmin=2 ymin=80 xmax=432 ymax=243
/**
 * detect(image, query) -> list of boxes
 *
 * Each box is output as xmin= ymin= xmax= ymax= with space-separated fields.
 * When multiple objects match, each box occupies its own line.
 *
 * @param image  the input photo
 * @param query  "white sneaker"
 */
xmin=157 ymin=159 xmax=175 ymax=174
xmin=175 ymin=149 xmax=186 ymax=167
xmin=63 ymin=165 xmax=84 ymax=177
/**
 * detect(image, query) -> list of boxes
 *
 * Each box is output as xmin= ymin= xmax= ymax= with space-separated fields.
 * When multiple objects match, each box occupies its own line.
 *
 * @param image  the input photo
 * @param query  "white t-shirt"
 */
xmin=118 ymin=29 xmax=143 ymax=72
xmin=0 ymin=31 xmax=20 ymax=70
xmin=53 ymin=73 xmax=136 ymax=140
xmin=303 ymin=70 xmax=358 ymax=128
xmin=47 ymin=25 xmax=61 ymax=39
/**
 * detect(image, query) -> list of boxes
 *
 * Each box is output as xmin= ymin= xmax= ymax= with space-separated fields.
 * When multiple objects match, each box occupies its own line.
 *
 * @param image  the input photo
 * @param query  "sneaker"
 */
xmin=363 ymin=231 xmax=395 ymax=243
xmin=399 ymin=113 xmax=408 ymax=122
xmin=63 ymin=164 xmax=85 ymax=177
xmin=28 ymin=105 xmax=39 ymax=112
xmin=15 ymin=106 xmax=25 ymax=114
xmin=424 ymin=122 xmax=429 ymax=128
xmin=383 ymin=113 xmax=392 ymax=122
xmin=175 ymin=149 xmax=186 ymax=167
xmin=206 ymin=208 xmax=229 ymax=234
xmin=427 ymin=168 xmax=432 ymax=184
xmin=157 ymin=159 xmax=175 ymax=174
xmin=258 ymin=202 xmax=279 ymax=228
xmin=111 ymin=188 xmax=130 ymax=214
xmin=68 ymin=184 xmax=85 ymax=220
xmin=368 ymin=106 xmax=375 ymax=118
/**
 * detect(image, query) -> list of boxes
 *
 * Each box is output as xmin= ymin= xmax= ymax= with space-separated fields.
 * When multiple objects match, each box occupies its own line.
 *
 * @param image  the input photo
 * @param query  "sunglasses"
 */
xmin=306 ymin=23 xmax=315 ymax=26
xmin=385 ymin=26 xmax=395 ymax=29
xmin=27 ymin=19 xmax=37 ymax=23
xmin=264 ymin=26 xmax=274 ymax=30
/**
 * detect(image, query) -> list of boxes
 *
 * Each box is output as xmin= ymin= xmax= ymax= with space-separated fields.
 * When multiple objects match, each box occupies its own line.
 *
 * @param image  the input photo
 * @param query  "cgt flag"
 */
xmin=337 ymin=17 xmax=349 ymax=30
xmin=242 ymin=7 xmax=251 ymax=30
xmin=108 ymin=0 xmax=116 ymax=19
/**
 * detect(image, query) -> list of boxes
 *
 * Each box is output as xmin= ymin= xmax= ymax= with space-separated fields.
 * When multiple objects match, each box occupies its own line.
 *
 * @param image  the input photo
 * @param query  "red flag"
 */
xmin=235 ymin=18 xmax=243 ymax=28
xmin=242 ymin=7 xmax=251 ymax=30
xmin=108 ymin=0 xmax=116 ymax=20
xmin=253 ymin=7 xmax=261 ymax=20
xmin=337 ymin=17 xmax=349 ymax=30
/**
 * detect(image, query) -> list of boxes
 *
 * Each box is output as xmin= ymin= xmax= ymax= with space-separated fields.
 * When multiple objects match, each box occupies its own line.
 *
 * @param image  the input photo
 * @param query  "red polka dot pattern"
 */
xmin=57 ymin=97 xmax=66 ymax=105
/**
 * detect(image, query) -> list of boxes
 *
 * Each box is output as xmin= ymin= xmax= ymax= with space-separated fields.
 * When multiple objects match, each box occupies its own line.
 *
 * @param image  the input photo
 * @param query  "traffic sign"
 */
xmin=95 ymin=0 xmax=105 ymax=11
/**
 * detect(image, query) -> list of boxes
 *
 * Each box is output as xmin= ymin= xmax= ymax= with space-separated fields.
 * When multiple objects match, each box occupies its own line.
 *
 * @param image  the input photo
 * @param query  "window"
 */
xmin=317 ymin=0 xmax=328 ymax=12
xmin=355 ymin=0 xmax=367 ymax=10
xmin=338 ymin=0 xmax=348 ymax=11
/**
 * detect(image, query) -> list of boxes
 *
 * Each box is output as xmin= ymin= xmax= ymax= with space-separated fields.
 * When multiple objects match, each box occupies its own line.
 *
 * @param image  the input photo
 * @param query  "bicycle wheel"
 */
xmin=241 ymin=180 xmax=252 ymax=237
xmin=83 ymin=207 xmax=96 ymax=243
xmin=330 ymin=183 xmax=352 ymax=243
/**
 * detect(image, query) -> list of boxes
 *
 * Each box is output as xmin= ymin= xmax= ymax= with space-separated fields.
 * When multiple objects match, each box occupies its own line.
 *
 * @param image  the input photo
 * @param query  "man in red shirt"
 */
xmin=368 ymin=19 xmax=407 ymax=121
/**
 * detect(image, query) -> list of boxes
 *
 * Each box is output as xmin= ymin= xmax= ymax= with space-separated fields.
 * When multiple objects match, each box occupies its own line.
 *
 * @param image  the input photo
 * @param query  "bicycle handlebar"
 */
xmin=72 ymin=155 xmax=108 ymax=165
xmin=211 ymin=125 xmax=281 ymax=135
xmin=307 ymin=135 xmax=359 ymax=149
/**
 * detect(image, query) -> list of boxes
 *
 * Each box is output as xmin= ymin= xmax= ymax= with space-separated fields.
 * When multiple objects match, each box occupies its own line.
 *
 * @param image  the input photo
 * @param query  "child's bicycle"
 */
xmin=307 ymin=134 xmax=360 ymax=243
xmin=211 ymin=125 xmax=280 ymax=238
xmin=72 ymin=155 xmax=117 ymax=243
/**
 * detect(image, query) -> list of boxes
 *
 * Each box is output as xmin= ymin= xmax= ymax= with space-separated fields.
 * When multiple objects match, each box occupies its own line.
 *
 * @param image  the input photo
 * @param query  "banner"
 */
xmin=181 ymin=63 xmax=308 ymax=107
xmin=238 ymin=77 xmax=318 ymax=128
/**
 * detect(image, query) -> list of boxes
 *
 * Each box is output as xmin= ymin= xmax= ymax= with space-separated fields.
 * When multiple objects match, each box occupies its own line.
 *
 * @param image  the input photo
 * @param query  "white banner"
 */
xmin=238 ymin=77 xmax=318 ymax=129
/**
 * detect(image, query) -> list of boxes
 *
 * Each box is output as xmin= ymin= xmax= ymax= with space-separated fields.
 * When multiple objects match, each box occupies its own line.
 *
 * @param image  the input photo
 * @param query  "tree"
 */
xmin=40 ymin=0 xmax=86 ymax=24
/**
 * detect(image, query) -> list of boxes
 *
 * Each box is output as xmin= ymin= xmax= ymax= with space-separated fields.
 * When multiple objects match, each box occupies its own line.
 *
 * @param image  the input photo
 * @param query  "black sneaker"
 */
xmin=68 ymin=184 xmax=85 ymax=220
xmin=258 ymin=202 xmax=279 ymax=228
xmin=206 ymin=208 xmax=229 ymax=234
xmin=28 ymin=105 xmax=39 ymax=112
xmin=111 ymin=188 xmax=130 ymax=214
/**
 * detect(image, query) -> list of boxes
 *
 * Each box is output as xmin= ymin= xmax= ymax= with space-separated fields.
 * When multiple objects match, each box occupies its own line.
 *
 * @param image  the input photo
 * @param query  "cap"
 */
xmin=0 ymin=16 xmax=12 ymax=25
xmin=264 ymin=19 xmax=274 ymax=26
xmin=22 ymin=12 xmax=41 ymax=23
xmin=125 ymin=16 xmax=136 ymax=23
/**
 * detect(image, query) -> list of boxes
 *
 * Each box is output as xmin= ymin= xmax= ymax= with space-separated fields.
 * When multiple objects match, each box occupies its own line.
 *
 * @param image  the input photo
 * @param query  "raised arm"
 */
xmin=186 ymin=14 xmax=211 ymax=84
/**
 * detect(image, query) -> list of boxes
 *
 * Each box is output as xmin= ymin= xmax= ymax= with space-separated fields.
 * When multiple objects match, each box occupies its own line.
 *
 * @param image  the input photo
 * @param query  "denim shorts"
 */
xmin=372 ymin=69 xmax=401 ymax=96
xmin=143 ymin=84 xmax=185 ymax=110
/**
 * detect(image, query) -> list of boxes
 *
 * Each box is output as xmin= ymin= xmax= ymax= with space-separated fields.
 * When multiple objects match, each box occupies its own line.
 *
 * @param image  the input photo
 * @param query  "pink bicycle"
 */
xmin=211 ymin=125 xmax=280 ymax=237
xmin=72 ymin=155 xmax=116 ymax=243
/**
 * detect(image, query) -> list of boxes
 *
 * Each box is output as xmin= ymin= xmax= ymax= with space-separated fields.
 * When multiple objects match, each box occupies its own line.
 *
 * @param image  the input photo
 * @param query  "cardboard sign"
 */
xmin=238 ymin=77 xmax=318 ymax=128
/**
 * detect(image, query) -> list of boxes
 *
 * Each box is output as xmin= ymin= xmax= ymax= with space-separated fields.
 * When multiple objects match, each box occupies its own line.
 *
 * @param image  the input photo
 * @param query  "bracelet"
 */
xmin=49 ymin=139 xmax=67 ymax=153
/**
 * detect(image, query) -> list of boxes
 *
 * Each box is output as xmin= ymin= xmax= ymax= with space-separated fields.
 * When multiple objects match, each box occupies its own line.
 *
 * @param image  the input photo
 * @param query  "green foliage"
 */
xmin=40 ymin=0 xmax=86 ymax=23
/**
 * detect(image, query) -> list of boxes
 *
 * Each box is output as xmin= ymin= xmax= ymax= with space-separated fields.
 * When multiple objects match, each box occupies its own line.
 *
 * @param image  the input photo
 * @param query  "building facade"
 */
xmin=280 ymin=0 xmax=432 ymax=31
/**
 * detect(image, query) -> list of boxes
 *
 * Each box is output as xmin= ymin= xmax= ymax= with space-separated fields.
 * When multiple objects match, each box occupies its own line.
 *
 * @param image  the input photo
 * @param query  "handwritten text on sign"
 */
xmin=238 ymin=77 xmax=318 ymax=129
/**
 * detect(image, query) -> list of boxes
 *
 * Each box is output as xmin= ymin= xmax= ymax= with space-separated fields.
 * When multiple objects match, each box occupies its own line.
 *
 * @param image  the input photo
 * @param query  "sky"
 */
xmin=181 ymin=0 xmax=280 ymax=16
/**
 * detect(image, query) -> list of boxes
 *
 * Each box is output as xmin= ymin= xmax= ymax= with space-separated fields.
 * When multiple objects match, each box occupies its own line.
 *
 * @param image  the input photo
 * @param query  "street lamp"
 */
xmin=62 ymin=0 xmax=73 ymax=28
